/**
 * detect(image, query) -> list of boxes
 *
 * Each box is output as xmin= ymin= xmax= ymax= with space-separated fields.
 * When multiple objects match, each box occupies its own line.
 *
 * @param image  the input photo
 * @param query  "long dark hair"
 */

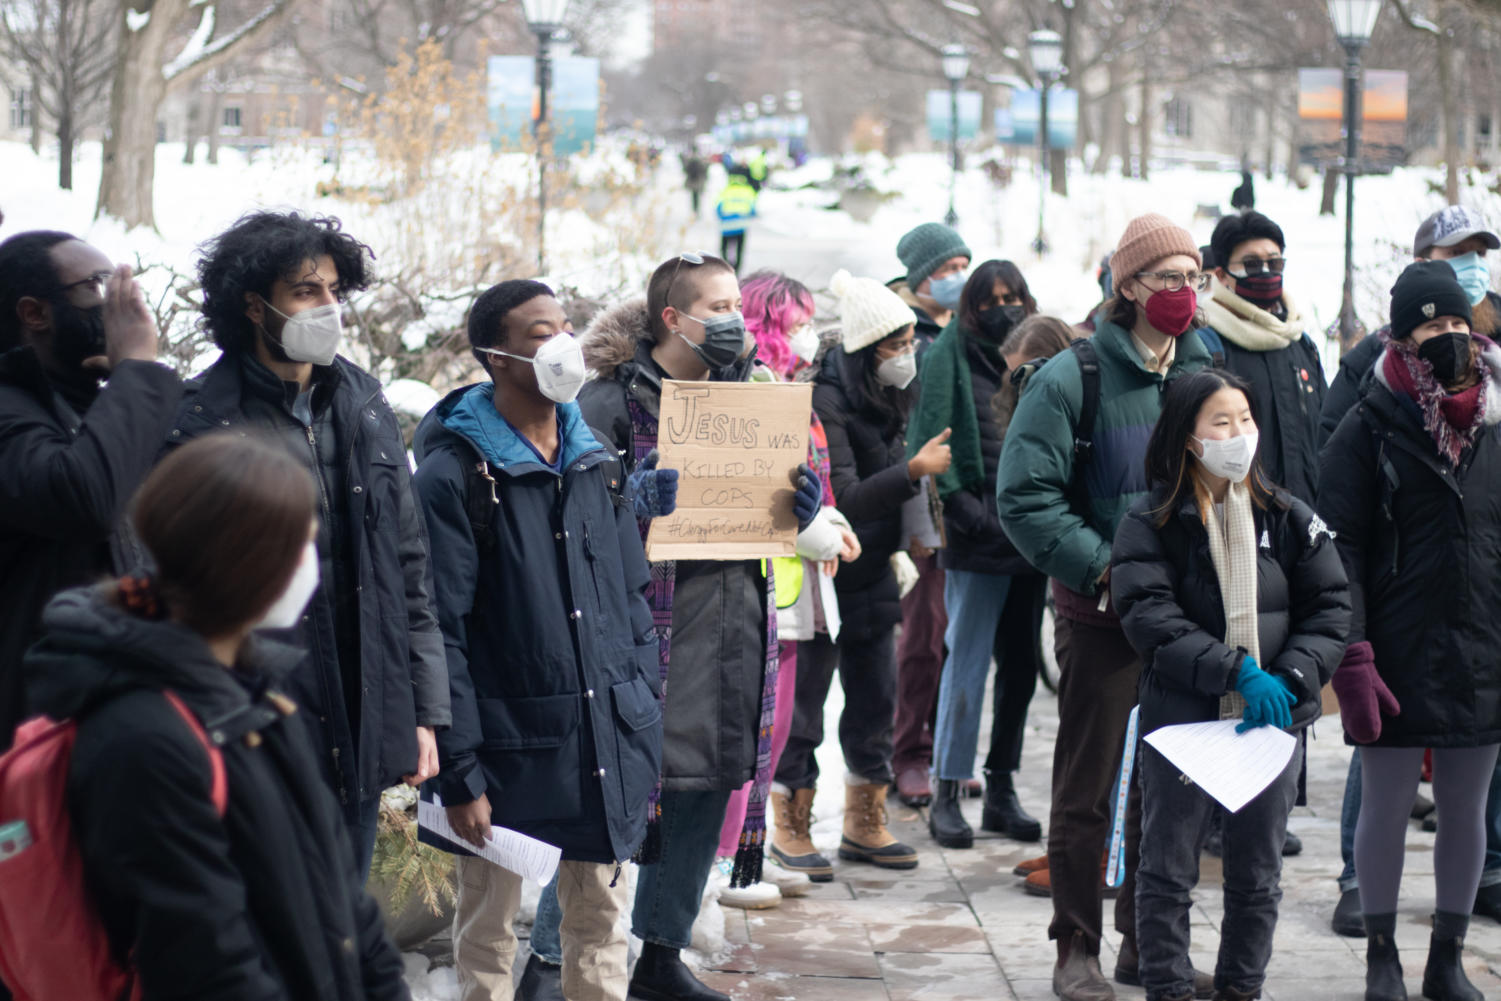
xmin=958 ymin=259 xmax=1037 ymax=336
xmin=1144 ymin=368 xmax=1277 ymax=526
xmin=837 ymin=329 xmax=916 ymax=434
xmin=991 ymin=315 xmax=1075 ymax=435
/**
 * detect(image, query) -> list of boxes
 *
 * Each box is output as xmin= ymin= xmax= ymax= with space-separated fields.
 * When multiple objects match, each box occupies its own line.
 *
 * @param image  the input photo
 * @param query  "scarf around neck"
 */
xmin=1200 ymin=278 xmax=1306 ymax=353
xmin=1202 ymin=480 xmax=1260 ymax=721
xmin=1379 ymin=332 xmax=1495 ymax=468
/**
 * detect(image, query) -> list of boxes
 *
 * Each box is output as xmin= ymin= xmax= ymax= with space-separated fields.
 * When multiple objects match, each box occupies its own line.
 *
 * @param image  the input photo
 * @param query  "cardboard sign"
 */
xmin=645 ymin=380 xmax=813 ymax=561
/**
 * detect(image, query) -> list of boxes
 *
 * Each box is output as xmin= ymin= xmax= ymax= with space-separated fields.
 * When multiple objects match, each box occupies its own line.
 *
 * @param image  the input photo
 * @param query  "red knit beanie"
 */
xmin=1111 ymin=214 xmax=1201 ymax=292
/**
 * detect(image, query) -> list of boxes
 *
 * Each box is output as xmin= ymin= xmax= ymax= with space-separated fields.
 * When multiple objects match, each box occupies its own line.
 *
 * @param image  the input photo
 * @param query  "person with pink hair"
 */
xmin=710 ymin=270 xmax=860 ymax=909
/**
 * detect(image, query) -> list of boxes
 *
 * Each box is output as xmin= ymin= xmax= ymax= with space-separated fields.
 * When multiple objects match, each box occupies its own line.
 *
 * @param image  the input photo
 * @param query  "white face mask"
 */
xmin=876 ymin=349 xmax=917 ymax=389
xmin=479 ymin=332 xmax=587 ymax=404
xmin=788 ymin=323 xmax=820 ymax=364
xmin=1193 ymin=431 xmax=1259 ymax=482
xmin=255 ymin=539 xmax=320 ymax=630
xmin=261 ymin=300 xmax=343 ymax=366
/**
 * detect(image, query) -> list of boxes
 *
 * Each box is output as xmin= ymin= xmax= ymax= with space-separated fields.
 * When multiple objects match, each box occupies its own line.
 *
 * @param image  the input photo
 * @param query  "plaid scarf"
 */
xmin=626 ymin=395 xmax=779 ymax=888
xmin=1381 ymin=332 xmax=1492 ymax=468
xmin=1203 ymin=481 xmax=1259 ymax=721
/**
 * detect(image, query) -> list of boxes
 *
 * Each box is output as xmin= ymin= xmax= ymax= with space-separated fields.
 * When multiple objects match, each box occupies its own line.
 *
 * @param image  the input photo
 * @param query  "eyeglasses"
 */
xmin=1226 ymin=255 xmax=1287 ymax=278
xmin=53 ymin=270 xmax=114 ymax=297
xmin=1135 ymin=270 xmax=1210 ymax=293
xmin=663 ymin=251 xmax=706 ymax=310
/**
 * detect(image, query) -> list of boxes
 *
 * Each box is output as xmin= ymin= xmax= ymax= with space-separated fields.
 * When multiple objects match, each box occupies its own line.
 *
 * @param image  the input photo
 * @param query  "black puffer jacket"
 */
xmin=1319 ymin=348 xmax=1501 ymax=747
xmin=1111 ymin=489 xmax=1350 ymax=737
xmin=813 ymin=348 xmax=920 ymax=637
xmin=0 ymin=349 xmax=180 ymax=746
xmin=938 ymin=333 xmax=1034 ymax=576
xmin=25 ymin=588 xmax=409 ymax=1001
xmin=166 ymin=353 xmax=449 ymax=804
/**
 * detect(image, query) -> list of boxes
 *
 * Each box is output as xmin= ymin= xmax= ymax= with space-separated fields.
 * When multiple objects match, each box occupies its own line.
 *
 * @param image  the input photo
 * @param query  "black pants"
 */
xmin=775 ymin=629 xmax=897 ymax=790
xmin=984 ymin=573 xmax=1046 ymax=775
xmin=720 ymin=231 xmax=745 ymax=272
xmin=1047 ymin=614 xmax=1142 ymax=956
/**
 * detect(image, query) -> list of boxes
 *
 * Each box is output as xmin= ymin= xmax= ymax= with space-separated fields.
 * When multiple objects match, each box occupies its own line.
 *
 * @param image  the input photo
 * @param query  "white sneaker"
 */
xmin=711 ymin=857 xmax=781 ymax=909
xmin=761 ymin=855 xmax=813 ymax=897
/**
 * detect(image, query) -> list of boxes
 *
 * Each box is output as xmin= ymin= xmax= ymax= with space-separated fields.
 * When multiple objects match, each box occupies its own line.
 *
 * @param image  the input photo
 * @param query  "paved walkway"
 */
xmin=690 ymin=683 xmax=1501 ymax=1001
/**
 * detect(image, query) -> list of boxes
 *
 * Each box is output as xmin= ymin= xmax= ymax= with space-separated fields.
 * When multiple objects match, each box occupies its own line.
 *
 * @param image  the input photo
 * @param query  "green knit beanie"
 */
xmin=897 ymin=223 xmax=972 ymax=291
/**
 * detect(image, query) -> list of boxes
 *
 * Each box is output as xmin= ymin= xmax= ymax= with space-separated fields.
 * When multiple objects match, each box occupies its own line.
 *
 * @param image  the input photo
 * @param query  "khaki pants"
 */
xmin=453 ymin=856 xmax=629 ymax=1001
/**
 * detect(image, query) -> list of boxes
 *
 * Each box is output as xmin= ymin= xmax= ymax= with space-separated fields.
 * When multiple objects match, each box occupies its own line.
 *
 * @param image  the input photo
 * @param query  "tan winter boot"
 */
xmin=769 ymin=785 xmax=833 ymax=882
xmin=839 ymin=781 xmax=918 ymax=869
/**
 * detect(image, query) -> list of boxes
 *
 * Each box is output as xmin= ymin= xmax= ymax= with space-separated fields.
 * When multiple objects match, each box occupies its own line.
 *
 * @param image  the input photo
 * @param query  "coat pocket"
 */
xmin=611 ymin=677 xmax=663 ymax=825
xmin=474 ymin=694 xmax=583 ymax=823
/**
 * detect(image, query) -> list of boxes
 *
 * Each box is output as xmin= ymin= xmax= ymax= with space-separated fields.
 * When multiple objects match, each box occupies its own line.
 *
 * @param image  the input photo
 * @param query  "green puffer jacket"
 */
xmin=996 ymin=315 xmax=1212 ymax=603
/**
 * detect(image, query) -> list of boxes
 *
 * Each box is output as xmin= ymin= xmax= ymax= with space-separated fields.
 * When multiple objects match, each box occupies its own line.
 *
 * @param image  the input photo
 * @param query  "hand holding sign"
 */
xmin=630 ymin=449 xmax=680 ymax=520
xmin=793 ymin=463 xmax=822 ymax=530
xmin=908 ymin=428 xmax=953 ymax=480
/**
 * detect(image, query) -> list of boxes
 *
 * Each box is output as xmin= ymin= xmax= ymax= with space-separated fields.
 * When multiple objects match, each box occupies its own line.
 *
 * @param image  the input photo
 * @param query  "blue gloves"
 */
xmin=793 ymin=463 xmax=822 ymax=531
xmin=1234 ymin=656 xmax=1296 ymax=733
xmin=629 ymin=450 xmax=679 ymax=521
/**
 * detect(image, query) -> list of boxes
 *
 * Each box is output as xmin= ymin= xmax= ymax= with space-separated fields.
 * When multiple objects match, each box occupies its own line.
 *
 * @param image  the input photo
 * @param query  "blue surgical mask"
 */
xmin=928 ymin=272 xmax=967 ymax=311
xmin=1445 ymin=251 xmax=1491 ymax=307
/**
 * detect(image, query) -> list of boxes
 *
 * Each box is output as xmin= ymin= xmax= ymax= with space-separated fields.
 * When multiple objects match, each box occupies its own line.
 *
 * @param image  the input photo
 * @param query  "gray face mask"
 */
xmin=678 ymin=311 xmax=747 ymax=371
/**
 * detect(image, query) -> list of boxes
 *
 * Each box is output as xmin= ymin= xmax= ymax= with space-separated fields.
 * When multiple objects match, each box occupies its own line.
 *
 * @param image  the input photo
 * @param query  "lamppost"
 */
xmin=1328 ymin=0 xmax=1381 ymax=346
xmin=941 ymin=43 xmax=969 ymax=228
xmin=521 ymin=0 xmax=570 ymax=274
xmin=1028 ymin=28 xmax=1063 ymax=255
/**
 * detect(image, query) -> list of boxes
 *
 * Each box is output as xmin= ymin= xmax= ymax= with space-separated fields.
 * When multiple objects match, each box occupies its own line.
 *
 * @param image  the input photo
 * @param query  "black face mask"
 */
xmin=678 ymin=311 xmax=748 ymax=372
xmin=1233 ymin=272 xmax=1284 ymax=311
xmin=976 ymin=304 xmax=1026 ymax=344
xmin=45 ymin=295 xmax=107 ymax=374
xmin=1417 ymin=330 xmax=1473 ymax=386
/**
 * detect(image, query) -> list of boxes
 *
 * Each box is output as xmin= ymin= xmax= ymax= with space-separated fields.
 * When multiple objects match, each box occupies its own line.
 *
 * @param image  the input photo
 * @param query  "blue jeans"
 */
xmin=348 ymin=794 xmax=381 ymax=881
xmin=1338 ymin=751 xmax=1501 ymax=891
xmin=531 ymin=872 xmax=564 ymax=965
xmin=933 ymin=570 xmax=1012 ymax=780
xmin=1137 ymin=740 xmax=1302 ymax=1000
xmin=633 ymin=789 xmax=733 ymax=949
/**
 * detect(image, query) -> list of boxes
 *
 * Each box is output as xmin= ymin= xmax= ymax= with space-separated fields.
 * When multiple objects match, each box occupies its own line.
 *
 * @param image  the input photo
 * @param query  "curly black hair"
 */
xmin=466 ymin=279 xmax=553 ymax=369
xmin=196 ymin=211 xmax=375 ymax=353
xmin=0 ymin=230 xmax=75 ymax=351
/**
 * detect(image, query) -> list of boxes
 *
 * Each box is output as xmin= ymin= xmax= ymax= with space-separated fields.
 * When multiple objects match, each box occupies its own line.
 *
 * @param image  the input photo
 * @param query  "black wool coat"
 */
xmin=1111 ymin=488 xmax=1350 ymax=737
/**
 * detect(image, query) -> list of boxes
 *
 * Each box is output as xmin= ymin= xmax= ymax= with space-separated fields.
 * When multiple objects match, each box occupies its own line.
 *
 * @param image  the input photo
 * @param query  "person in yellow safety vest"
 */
xmin=747 ymin=148 xmax=770 ymax=192
xmin=716 ymin=172 xmax=758 ymax=273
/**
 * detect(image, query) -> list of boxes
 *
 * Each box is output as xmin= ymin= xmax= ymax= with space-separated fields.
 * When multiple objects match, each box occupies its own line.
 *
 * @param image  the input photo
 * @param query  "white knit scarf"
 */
xmin=1203 ymin=480 xmax=1260 ymax=720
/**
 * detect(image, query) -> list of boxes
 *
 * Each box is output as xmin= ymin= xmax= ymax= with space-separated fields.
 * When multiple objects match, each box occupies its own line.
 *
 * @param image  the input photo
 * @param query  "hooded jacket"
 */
xmin=24 ymin=588 xmax=409 ymax=1001
xmin=1111 ymin=489 xmax=1350 ymax=737
xmin=411 ymin=384 xmax=661 ymax=862
xmin=1318 ymin=339 xmax=1501 ymax=747
xmin=165 ymin=352 xmax=449 ymax=805
xmin=576 ymin=299 xmax=768 ymax=791
xmin=0 ymin=348 xmax=181 ymax=746
xmin=1194 ymin=280 xmax=1326 ymax=503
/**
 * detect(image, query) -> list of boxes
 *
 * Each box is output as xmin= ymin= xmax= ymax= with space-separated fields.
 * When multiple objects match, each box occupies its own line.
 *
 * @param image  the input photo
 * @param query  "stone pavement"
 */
xmin=690 ymin=683 xmax=1501 ymax=1001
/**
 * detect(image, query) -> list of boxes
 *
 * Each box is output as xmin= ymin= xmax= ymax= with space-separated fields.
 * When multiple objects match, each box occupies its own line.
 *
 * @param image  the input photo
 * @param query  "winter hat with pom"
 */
xmin=832 ymin=269 xmax=916 ymax=352
xmin=897 ymin=223 xmax=972 ymax=292
xmin=1110 ymin=214 xmax=1201 ymax=293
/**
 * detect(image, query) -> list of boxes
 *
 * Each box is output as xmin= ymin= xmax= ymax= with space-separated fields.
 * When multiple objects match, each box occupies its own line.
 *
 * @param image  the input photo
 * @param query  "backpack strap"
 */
xmin=162 ymin=691 xmax=227 ymax=818
xmin=464 ymin=459 xmax=501 ymax=553
xmin=1068 ymin=338 xmax=1100 ymax=515
xmin=1195 ymin=326 xmax=1227 ymax=368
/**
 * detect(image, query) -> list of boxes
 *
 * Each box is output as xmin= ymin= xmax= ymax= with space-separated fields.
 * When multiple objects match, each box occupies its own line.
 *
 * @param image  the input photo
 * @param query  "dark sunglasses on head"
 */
xmin=1227 ymin=256 xmax=1286 ymax=278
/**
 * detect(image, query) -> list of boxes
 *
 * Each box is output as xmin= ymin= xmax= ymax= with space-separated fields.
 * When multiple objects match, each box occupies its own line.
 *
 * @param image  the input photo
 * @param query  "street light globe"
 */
xmin=1327 ymin=0 xmax=1380 ymax=45
xmin=1028 ymin=29 xmax=1064 ymax=77
xmin=941 ymin=43 xmax=970 ymax=83
xmin=521 ymin=0 xmax=569 ymax=29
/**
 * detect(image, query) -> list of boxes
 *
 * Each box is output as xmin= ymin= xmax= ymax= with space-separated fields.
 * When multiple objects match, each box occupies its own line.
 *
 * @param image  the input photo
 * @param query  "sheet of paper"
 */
xmin=1143 ymin=719 xmax=1297 ymax=814
xmin=418 ymin=797 xmax=562 ymax=885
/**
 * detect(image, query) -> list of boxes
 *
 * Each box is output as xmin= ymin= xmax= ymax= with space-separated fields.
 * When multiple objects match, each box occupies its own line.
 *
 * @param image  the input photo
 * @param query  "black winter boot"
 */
xmin=928 ymin=779 xmax=974 ymax=848
xmin=516 ymin=954 xmax=564 ymax=1001
xmin=1420 ymin=910 xmax=1482 ymax=1001
xmin=1363 ymin=912 xmax=1408 ymax=1001
xmin=628 ymin=942 xmax=729 ymax=1001
xmin=980 ymin=769 xmax=1042 ymax=841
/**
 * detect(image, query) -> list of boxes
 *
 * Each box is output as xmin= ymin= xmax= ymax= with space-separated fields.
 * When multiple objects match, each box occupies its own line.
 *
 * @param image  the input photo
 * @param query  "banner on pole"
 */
xmin=1296 ymin=68 xmax=1407 ymax=170
xmin=926 ymin=90 xmax=983 ymax=144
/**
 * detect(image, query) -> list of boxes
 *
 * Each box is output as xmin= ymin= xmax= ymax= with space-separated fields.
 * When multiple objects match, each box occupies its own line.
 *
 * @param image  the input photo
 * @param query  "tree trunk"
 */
xmin=183 ymin=100 xmax=198 ymax=164
xmin=1050 ymin=146 xmax=1067 ymax=196
xmin=1137 ymin=77 xmax=1151 ymax=182
xmin=207 ymin=89 xmax=223 ymax=164
xmin=29 ymin=69 xmax=43 ymax=154
xmin=1438 ymin=5 xmax=1459 ymax=203
xmin=1490 ymin=93 xmax=1501 ymax=167
xmin=1320 ymin=167 xmax=1339 ymax=216
xmin=1263 ymin=89 xmax=1276 ymax=180
xmin=96 ymin=0 xmax=181 ymax=228
xmin=58 ymin=112 xmax=74 ymax=190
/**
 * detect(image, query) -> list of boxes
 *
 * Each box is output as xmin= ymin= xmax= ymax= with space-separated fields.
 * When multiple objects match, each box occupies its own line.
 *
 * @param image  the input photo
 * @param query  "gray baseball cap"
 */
xmin=1413 ymin=204 xmax=1501 ymax=256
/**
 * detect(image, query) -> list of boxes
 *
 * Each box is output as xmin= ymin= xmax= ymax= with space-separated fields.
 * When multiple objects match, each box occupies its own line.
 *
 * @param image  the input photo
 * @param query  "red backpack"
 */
xmin=0 ymin=691 xmax=228 ymax=1001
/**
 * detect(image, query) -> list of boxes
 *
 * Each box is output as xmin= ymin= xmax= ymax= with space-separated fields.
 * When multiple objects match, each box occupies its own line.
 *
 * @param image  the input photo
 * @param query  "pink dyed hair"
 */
xmin=741 ymin=270 xmax=816 ymax=378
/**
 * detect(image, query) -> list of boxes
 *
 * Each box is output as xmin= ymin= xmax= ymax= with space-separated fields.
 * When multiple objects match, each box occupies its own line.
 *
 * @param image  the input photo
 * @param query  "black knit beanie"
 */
xmin=1389 ymin=261 xmax=1472 ymax=339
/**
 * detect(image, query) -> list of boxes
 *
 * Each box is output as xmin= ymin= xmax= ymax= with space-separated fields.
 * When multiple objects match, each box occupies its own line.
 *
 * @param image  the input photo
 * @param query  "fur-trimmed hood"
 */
xmin=581 ymin=297 xmax=653 ymax=380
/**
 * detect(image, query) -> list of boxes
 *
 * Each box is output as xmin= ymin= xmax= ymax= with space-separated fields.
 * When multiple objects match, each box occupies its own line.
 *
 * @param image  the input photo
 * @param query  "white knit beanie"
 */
xmin=831 ymin=269 xmax=915 ymax=352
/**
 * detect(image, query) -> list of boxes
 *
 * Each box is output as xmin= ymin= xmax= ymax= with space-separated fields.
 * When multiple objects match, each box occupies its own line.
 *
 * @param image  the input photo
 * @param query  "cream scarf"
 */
xmin=1200 ymin=277 xmax=1307 ymax=353
xmin=1202 ymin=480 xmax=1260 ymax=720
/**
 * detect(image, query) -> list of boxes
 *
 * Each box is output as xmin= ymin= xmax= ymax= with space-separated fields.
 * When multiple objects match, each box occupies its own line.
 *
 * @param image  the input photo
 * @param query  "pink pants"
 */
xmin=718 ymin=639 xmax=799 ymax=857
